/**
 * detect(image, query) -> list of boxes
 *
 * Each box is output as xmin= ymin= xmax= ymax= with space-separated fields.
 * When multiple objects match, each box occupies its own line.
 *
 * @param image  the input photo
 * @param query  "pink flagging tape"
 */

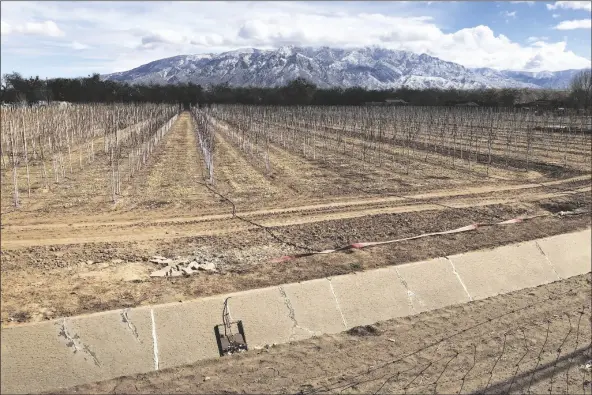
xmin=270 ymin=255 xmax=295 ymax=263
xmin=498 ymin=218 xmax=523 ymax=224
xmin=442 ymin=224 xmax=480 ymax=233
xmin=268 ymin=210 xmax=585 ymax=263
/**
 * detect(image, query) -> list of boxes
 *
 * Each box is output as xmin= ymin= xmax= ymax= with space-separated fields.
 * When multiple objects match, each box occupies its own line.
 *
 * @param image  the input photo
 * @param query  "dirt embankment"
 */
xmin=2 ymin=194 xmax=590 ymax=327
xmin=53 ymin=273 xmax=592 ymax=395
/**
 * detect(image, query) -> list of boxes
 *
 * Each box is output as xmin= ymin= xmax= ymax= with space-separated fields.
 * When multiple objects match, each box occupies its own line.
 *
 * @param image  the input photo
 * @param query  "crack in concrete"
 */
xmin=121 ymin=308 xmax=140 ymax=341
xmin=445 ymin=256 xmax=473 ymax=302
xmin=394 ymin=267 xmax=419 ymax=314
xmin=278 ymin=286 xmax=296 ymax=322
xmin=278 ymin=286 xmax=316 ymax=341
xmin=150 ymin=309 xmax=159 ymax=371
xmin=57 ymin=318 xmax=101 ymax=367
xmin=328 ymin=278 xmax=348 ymax=329
xmin=535 ymin=241 xmax=562 ymax=280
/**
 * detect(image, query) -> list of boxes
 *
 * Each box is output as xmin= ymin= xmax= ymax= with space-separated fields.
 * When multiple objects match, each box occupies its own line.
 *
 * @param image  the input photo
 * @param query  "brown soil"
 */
xmin=1 ymin=177 xmax=589 ymax=249
xmin=2 ymin=197 xmax=590 ymax=327
xmin=53 ymin=273 xmax=592 ymax=395
xmin=1 ymin=112 xmax=590 ymax=327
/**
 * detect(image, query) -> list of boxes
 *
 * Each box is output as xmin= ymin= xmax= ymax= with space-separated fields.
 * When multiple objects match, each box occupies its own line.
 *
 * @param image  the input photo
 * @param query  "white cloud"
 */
xmin=0 ymin=20 xmax=11 ymax=35
xmin=510 ymin=1 xmax=534 ymax=5
xmin=0 ymin=1 xmax=590 ymax=75
xmin=430 ymin=25 xmax=589 ymax=71
xmin=502 ymin=11 xmax=517 ymax=18
xmin=554 ymin=19 xmax=592 ymax=30
xmin=139 ymin=30 xmax=188 ymax=48
xmin=547 ymin=1 xmax=592 ymax=12
xmin=70 ymin=41 xmax=89 ymax=50
xmin=552 ymin=13 xmax=561 ymax=18
xmin=2 ymin=22 xmax=13 ymax=35
xmin=527 ymin=36 xmax=549 ymax=43
xmin=0 ymin=20 xmax=64 ymax=37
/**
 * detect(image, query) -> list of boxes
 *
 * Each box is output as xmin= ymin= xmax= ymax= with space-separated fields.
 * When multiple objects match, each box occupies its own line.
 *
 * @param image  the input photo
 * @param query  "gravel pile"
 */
xmin=149 ymin=253 xmax=221 ymax=277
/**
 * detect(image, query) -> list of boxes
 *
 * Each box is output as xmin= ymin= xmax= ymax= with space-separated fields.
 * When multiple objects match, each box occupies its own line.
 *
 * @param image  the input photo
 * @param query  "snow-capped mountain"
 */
xmin=471 ymin=68 xmax=585 ymax=89
xmin=102 ymin=46 xmax=588 ymax=90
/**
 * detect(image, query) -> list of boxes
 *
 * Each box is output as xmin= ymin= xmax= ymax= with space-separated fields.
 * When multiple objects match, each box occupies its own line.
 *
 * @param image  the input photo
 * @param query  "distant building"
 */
xmin=455 ymin=101 xmax=479 ymax=107
xmin=384 ymin=99 xmax=409 ymax=106
xmin=0 ymin=102 xmax=26 ymax=109
xmin=365 ymin=98 xmax=409 ymax=106
xmin=515 ymin=99 xmax=560 ymax=110
xmin=515 ymin=99 xmax=569 ymax=115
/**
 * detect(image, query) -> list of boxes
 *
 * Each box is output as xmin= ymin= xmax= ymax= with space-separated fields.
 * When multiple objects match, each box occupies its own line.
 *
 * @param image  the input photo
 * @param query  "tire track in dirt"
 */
xmin=3 ymin=175 xmax=588 ymax=230
xmin=1 ymin=184 xmax=588 ymax=249
xmin=3 ymin=175 xmax=589 ymax=228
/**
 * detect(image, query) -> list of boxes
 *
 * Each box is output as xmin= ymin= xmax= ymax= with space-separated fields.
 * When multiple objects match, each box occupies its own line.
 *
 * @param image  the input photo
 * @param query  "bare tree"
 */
xmin=569 ymin=69 xmax=592 ymax=112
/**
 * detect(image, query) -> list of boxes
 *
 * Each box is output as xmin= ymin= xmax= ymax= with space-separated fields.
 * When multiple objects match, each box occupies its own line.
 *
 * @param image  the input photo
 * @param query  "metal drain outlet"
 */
xmin=214 ymin=297 xmax=248 ymax=357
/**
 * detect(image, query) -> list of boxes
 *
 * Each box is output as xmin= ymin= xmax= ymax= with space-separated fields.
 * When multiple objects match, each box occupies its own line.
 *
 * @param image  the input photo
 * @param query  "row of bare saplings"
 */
xmin=210 ymin=105 xmax=592 ymax=176
xmin=190 ymin=107 xmax=216 ymax=184
xmin=208 ymin=106 xmax=272 ymax=175
xmin=0 ymin=104 xmax=178 ymax=207
xmin=107 ymin=105 xmax=178 ymax=203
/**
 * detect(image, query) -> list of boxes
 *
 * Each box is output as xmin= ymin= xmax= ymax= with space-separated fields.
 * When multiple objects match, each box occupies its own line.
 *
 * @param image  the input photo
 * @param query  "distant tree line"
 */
xmin=1 ymin=70 xmax=590 ymax=109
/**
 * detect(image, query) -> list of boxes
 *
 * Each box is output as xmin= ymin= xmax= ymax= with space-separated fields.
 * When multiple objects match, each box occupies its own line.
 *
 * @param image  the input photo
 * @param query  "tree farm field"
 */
xmin=1 ymin=104 xmax=591 ymax=326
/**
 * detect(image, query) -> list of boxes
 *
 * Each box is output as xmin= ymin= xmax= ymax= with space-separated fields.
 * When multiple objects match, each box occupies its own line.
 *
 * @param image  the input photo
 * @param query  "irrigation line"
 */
xmin=189 ymin=108 xmax=325 ymax=253
xmin=198 ymin=111 xmax=590 ymax=261
xmin=270 ymin=207 xmax=589 ymax=262
xmin=196 ymin=173 xmax=316 ymax=253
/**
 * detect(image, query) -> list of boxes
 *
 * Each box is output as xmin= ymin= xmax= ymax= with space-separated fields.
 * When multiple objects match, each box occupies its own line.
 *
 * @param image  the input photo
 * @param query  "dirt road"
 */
xmin=53 ymin=274 xmax=592 ymax=395
xmin=1 ymin=176 xmax=589 ymax=249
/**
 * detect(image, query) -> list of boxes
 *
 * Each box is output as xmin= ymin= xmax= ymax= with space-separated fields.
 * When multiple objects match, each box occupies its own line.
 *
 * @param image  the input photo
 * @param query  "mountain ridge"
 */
xmin=102 ymin=46 xmax=588 ymax=90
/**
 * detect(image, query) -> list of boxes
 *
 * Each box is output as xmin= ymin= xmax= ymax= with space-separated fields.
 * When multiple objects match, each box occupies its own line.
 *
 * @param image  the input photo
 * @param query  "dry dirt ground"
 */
xmin=53 ymin=273 xmax=592 ymax=395
xmin=1 ymin=112 xmax=591 ymax=326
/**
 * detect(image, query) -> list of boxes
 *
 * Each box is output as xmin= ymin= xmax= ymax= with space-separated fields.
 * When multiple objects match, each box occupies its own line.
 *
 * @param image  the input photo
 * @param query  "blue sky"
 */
xmin=1 ymin=1 xmax=590 ymax=78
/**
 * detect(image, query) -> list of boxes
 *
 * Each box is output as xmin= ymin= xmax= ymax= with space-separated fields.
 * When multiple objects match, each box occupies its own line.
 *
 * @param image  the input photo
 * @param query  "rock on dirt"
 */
xmin=149 ymin=254 xmax=219 ymax=277
xmin=346 ymin=325 xmax=381 ymax=337
xmin=197 ymin=262 xmax=217 ymax=272
xmin=150 ymin=256 xmax=173 ymax=266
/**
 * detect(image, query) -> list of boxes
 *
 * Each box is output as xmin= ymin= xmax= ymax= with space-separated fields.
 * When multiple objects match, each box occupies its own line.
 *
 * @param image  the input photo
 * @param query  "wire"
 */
xmin=299 ymin=287 xmax=590 ymax=395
